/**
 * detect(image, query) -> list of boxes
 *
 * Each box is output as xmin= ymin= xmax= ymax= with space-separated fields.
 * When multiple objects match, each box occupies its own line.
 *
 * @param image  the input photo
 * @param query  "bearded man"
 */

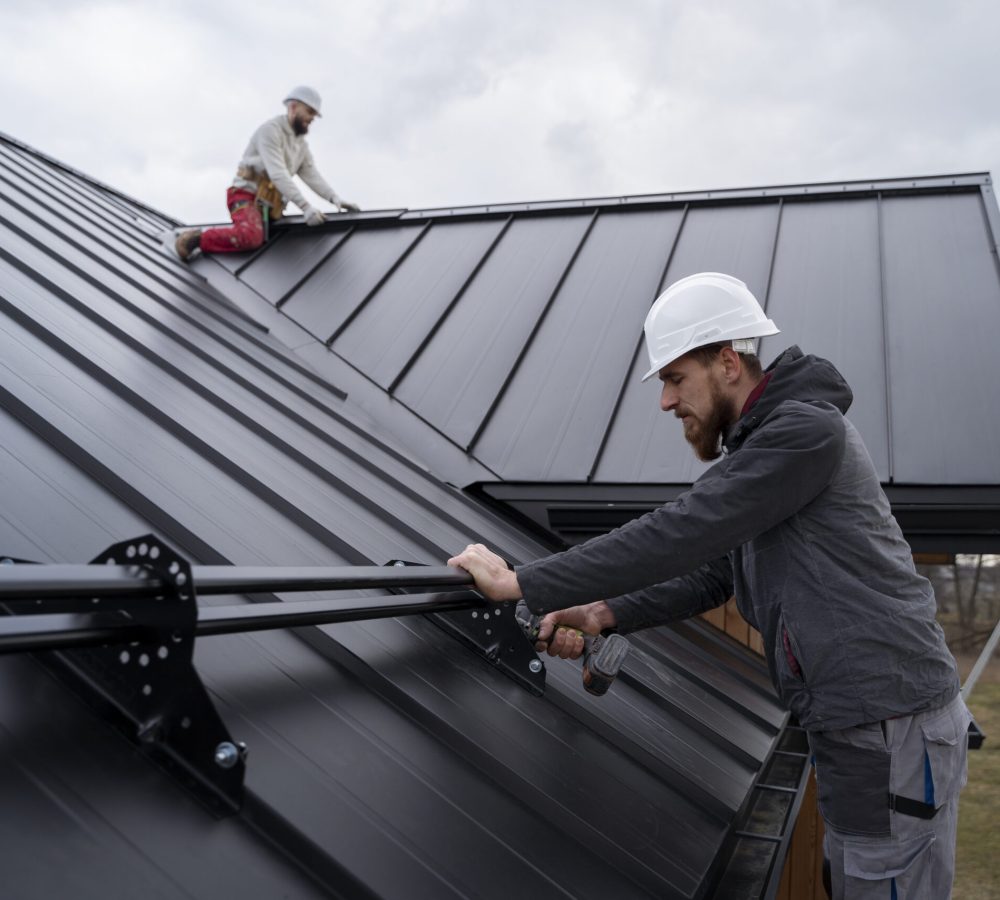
xmin=175 ymin=86 xmax=359 ymax=260
xmin=449 ymin=272 xmax=969 ymax=900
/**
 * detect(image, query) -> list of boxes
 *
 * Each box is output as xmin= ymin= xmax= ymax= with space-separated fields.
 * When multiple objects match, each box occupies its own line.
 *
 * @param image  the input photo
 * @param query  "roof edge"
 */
xmin=0 ymin=130 xmax=181 ymax=227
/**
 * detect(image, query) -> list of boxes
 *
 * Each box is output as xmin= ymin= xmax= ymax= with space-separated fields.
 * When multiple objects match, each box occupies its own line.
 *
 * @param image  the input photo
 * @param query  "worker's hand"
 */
xmin=339 ymin=200 xmax=361 ymax=213
xmin=536 ymin=602 xmax=617 ymax=659
xmin=447 ymin=543 xmax=521 ymax=602
xmin=302 ymin=204 xmax=326 ymax=226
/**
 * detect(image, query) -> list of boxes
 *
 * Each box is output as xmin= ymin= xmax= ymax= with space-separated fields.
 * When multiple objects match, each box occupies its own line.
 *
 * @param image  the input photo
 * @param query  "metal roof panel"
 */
xmin=758 ymin=198 xmax=890 ymax=478
xmin=473 ymin=209 xmax=684 ymax=480
xmin=395 ymin=213 xmax=595 ymax=446
xmin=280 ymin=225 xmax=426 ymax=341
xmin=881 ymin=191 xmax=1000 ymax=483
xmin=0 ymin=133 xmax=798 ymax=899
xmin=591 ymin=202 xmax=782 ymax=484
xmin=333 ymin=218 xmax=506 ymax=387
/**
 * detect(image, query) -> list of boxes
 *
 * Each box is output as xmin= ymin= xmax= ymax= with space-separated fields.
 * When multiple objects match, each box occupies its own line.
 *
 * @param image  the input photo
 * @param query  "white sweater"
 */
xmin=232 ymin=115 xmax=341 ymax=212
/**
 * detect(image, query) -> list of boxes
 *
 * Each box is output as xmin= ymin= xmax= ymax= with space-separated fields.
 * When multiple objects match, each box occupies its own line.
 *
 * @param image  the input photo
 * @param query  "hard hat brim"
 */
xmin=641 ymin=322 xmax=780 ymax=382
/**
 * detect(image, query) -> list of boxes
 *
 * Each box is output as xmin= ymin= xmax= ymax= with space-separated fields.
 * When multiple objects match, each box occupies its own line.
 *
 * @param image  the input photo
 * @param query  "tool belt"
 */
xmin=236 ymin=165 xmax=284 ymax=220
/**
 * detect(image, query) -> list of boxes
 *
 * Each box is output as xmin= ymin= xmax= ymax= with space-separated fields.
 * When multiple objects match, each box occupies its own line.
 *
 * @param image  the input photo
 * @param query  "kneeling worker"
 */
xmin=449 ymin=272 xmax=970 ymax=900
xmin=176 ymin=85 xmax=359 ymax=260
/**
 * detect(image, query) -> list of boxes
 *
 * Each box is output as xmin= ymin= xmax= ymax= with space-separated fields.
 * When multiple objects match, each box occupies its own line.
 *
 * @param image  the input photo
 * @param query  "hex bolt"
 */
xmin=214 ymin=741 xmax=240 ymax=769
xmin=529 ymin=659 xmax=543 ymax=674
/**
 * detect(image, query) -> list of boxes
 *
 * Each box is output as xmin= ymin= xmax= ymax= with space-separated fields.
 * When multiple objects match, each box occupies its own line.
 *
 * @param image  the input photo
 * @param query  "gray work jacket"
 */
xmin=516 ymin=347 xmax=959 ymax=731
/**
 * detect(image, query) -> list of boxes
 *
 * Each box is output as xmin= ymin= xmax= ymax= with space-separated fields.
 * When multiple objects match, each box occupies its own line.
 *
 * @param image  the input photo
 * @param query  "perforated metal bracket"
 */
xmin=31 ymin=535 xmax=244 ymax=815
xmin=386 ymin=560 xmax=546 ymax=696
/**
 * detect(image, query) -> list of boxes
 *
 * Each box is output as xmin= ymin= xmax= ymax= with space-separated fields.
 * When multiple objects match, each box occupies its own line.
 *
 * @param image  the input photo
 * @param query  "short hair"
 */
xmin=686 ymin=341 xmax=763 ymax=379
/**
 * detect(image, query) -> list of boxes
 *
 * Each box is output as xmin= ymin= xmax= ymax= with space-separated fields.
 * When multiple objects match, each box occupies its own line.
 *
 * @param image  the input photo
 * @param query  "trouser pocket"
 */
xmin=843 ymin=831 xmax=936 ymax=899
xmin=919 ymin=701 xmax=972 ymax=806
xmin=810 ymin=730 xmax=892 ymax=837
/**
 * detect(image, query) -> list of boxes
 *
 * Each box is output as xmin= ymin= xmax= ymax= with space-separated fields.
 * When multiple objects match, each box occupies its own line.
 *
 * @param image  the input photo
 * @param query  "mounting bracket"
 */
xmin=386 ymin=560 xmax=546 ymax=695
xmin=3 ymin=535 xmax=244 ymax=815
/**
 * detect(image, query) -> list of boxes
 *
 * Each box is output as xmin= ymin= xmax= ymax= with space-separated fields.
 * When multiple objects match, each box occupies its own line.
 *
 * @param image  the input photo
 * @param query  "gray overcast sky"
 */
xmin=2 ymin=0 xmax=997 ymax=224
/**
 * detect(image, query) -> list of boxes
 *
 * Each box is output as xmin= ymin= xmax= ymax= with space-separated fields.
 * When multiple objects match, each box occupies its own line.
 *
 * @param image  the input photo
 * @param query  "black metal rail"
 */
xmin=0 ymin=562 xmax=474 ymax=601
xmin=0 ymin=562 xmax=485 ymax=654
xmin=0 ymin=590 xmax=485 ymax=654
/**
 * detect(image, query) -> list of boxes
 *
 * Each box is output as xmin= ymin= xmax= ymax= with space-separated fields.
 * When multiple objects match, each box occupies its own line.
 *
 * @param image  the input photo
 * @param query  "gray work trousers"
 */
xmin=807 ymin=693 xmax=971 ymax=899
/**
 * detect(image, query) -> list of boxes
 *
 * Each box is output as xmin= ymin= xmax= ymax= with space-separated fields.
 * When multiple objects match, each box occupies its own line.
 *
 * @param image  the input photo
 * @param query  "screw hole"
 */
xmin=141 ymin=684 xmax=152 ymax=696
xmin=119 ymin=650 xmax=130 ymax=665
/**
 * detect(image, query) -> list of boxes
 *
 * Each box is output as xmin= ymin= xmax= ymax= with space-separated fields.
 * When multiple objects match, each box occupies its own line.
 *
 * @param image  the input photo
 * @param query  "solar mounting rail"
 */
xmin=0 ymin=534 xmax=545 ymax=814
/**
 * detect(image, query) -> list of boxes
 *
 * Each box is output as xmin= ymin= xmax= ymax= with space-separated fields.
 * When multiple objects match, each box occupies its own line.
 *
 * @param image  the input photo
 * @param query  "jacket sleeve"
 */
xmin=516 ymin=400 xmax=846 ymax=614
xmin=606 ymin=555 xmax=733 ymax=634
xmin=296 ymin=144 xmax=340 ymax=204
xmin=256 ymin=120 xmax=311 ymax=212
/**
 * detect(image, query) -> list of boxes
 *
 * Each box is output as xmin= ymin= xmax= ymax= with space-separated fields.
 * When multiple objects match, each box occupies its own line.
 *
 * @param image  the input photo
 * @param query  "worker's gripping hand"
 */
xmin=302 ymin=204 xmax=326 ymax=226
xmin=329 ymin=194 xmax=360 ymax=213
xmin=448 ymin=543 xmax=521 ymax=602
xmin=536 ymin=602 xmax=617 ymax=660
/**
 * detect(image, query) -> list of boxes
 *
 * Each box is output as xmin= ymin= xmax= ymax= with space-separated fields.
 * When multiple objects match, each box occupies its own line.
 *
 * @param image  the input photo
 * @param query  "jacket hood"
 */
xmin=724 ymin=346 xmax=853 ymax=451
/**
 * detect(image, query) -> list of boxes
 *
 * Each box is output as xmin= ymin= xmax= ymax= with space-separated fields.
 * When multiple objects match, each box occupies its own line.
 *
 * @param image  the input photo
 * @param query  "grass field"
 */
xmin=953 ymin=655 xmax=1000 ymax=900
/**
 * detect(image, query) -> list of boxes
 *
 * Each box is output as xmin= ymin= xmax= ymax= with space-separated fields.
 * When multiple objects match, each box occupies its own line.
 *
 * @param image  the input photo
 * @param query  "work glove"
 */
xmin=330 ymin=194 xmax=360 ymax=213
xmin=302 ymin=204 xmax=325 ymax=227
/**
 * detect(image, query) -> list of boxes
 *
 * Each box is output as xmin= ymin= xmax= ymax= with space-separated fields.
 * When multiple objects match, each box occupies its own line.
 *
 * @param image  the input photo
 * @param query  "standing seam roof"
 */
xmin=0 ymin=133 xmax=803 ymax=898
xmin=200 ymin=171 xmax=1000 ymax=552
xmin=209 ymin=173 xmax=1000 ymax=492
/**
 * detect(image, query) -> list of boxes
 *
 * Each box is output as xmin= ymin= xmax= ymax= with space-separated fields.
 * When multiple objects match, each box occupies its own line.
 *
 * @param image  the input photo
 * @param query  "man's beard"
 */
xmin=679 ymin=379 xmax=734 ymax=462
xmin=291 ymin=117 xmax=309 ymax=136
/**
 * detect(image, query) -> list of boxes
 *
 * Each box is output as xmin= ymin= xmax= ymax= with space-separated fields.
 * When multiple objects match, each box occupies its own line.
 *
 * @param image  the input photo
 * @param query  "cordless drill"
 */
xmin=515 ymin=602 xmax=629 ymax=696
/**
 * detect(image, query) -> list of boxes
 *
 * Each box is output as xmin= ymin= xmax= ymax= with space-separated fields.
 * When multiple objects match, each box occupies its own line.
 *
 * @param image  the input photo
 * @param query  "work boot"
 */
xmin=175 ymin=229 xmax=203 ymax=261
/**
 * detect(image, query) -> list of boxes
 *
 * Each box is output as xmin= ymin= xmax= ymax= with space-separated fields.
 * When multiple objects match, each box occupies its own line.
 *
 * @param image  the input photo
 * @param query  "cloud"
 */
xmin=1 ymin=0 xmax=998 ymax=222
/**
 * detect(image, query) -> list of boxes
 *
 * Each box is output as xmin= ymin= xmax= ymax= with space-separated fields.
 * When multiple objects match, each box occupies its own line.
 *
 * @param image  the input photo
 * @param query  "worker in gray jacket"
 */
xmin=450 ymin=272 xmax=969 ymax=900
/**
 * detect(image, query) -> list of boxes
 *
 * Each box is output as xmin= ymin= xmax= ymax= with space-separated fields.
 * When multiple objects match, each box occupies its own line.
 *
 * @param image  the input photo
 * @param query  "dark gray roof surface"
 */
xmin=0 ymin=133 xmax=803 ymax=898
xmin=206 ymin=174 xmax=1000 ymax=493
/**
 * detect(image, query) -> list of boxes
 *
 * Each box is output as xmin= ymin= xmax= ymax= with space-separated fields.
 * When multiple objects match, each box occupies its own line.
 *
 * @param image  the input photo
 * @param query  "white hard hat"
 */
xmin=641 ymin=272 xmax=779 ymax=381
xmin=283 ymin=85 xmax=322 ymax=116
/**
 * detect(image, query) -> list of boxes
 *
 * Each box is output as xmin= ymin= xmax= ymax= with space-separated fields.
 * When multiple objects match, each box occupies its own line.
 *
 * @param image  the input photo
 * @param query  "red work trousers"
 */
xmin=200 ymin=188 xmax=265 ymax=253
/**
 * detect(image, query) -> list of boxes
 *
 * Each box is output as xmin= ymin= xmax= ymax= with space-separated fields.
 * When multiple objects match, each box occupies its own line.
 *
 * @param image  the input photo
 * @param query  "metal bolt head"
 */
xmin=528 ymin=659 xmax=543 ymax=674
xmin=214 ymin=741 xmax=240 ymax=769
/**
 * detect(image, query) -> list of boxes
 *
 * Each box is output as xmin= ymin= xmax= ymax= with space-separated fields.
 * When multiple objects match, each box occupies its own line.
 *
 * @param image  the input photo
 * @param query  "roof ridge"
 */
xmin=398 ymin=171 xmax=993 ymax=221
